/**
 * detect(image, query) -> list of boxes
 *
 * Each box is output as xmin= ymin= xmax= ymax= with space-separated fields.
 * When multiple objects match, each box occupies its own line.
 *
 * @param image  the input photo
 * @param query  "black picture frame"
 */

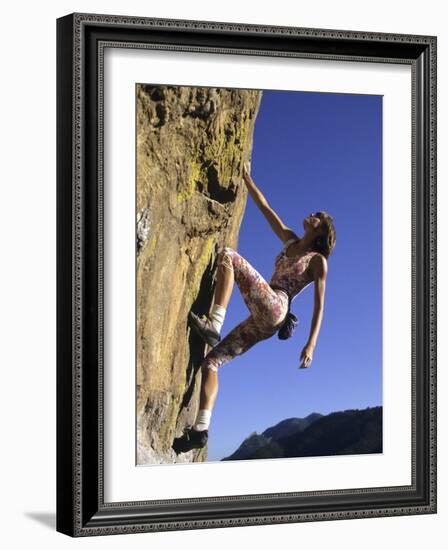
xmin=56 ymin=12 xmax=437 ymax=537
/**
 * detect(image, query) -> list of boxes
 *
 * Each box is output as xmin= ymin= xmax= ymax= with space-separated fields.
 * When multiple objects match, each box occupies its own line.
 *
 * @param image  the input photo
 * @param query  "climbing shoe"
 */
xmin=188 ymin=311 xmax=221 ymax=347
xmin=172 ymin=426 xmax=209 ymax=454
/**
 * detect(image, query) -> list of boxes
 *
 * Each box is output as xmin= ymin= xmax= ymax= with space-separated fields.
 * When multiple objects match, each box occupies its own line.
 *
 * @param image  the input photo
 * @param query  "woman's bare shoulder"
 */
xmin=310 ymin=253 xmax=328 ymax=279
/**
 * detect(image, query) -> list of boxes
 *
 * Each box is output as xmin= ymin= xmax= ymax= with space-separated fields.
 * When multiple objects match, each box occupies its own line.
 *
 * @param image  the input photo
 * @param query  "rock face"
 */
xmin=136 ymin=84 xmax=262 ymax=465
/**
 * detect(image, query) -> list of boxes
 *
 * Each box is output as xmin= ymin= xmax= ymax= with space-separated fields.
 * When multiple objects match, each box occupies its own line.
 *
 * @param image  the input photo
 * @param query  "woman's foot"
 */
xmin=172 ymin=426 xmax=209 ymax=454
xmin=188 ymin=311 xmax=221 ymax=347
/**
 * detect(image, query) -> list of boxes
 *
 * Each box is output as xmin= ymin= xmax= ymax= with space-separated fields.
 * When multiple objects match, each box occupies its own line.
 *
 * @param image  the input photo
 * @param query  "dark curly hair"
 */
xmin=313 ymin=211 xmax=336 ymax=259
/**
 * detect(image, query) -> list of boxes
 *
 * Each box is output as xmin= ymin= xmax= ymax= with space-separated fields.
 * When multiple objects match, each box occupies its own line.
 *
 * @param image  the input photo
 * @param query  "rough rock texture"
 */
xmin=136 ymin=84 xmax=262 ymax=464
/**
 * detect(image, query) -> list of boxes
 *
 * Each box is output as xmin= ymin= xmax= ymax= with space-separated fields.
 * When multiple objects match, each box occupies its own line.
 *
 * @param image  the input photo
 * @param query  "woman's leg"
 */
xmin=186 ymin=248 xmax=288 ymax=442
xmin=213 ymin=248 xmax=234 ymax=309
xmin=215 ymin=247 xmax=288 ymax=330
xmin=199 ymin=314 xmax=273 ymax=411
xmin=198 ymin=368 xmax=218 ymax=411
xmin=197 ymin=247 xmax=288 ymax=412
xmin=174 ymin=315 xmax=268 ymax=451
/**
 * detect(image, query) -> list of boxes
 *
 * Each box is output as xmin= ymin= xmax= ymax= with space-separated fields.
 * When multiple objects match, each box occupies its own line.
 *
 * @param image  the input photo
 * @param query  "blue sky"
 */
xmin=206 ymin=89 xmax=383 ymax=461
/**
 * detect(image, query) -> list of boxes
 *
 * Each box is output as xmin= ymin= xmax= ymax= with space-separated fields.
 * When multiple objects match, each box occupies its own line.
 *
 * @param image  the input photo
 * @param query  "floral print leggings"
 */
xmin=201 ymin=247 xmax=289 ymax=372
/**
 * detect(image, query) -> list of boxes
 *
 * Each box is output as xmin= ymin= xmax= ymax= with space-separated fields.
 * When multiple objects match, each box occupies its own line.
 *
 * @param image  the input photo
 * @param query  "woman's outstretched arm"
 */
xmin=242 ymin=163 xmax=297 ymax=244
xmin=299 ymin=254 xmax=328 ymax=368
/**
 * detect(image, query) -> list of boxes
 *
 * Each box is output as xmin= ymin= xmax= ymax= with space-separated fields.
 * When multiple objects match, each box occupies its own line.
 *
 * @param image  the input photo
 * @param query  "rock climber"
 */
xmin=173 ymin=162 xmax=336 ymax=454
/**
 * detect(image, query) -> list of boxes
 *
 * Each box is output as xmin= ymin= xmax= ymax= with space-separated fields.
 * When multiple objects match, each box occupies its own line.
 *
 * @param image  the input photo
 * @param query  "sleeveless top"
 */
xmin=269 ymin=238 xmax=319 ymax=303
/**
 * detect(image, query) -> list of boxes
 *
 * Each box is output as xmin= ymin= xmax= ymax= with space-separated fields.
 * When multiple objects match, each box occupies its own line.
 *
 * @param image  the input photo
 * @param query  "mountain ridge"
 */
xmin=222 ymin=406 xmax=382 ymax=461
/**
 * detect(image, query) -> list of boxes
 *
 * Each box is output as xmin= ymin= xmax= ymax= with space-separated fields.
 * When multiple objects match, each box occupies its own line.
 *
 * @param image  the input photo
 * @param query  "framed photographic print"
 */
xmin=56 ymin=12 xmax=437 ymax=537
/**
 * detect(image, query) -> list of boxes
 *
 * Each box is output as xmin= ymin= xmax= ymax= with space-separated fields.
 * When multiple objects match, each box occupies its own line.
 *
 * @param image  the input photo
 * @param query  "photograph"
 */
xmin=136 ymin=83 xmax=383 ymax=465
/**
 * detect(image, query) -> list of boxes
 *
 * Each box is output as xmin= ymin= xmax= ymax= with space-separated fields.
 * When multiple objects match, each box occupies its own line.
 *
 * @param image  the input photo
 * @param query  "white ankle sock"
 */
xmin=210 ymin=304 xmax=226 ymax=334
xmin=193 ymin=409 xmax=212 ymax=431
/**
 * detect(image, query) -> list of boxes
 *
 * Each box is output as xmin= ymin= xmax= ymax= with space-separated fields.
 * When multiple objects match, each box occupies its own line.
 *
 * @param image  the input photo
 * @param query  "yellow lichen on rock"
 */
xmin=178 ymin=159 xmax=202 ymax=202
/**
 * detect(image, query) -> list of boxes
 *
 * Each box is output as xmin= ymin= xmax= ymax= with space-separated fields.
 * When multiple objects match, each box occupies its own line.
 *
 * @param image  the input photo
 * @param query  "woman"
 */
xmin=173 ymin=163 xmax=336 ymax=454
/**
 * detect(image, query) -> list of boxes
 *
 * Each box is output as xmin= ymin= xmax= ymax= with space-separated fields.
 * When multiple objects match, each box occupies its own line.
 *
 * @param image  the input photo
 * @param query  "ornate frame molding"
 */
xmin=57 ymin=12 xmax=437 ymax=537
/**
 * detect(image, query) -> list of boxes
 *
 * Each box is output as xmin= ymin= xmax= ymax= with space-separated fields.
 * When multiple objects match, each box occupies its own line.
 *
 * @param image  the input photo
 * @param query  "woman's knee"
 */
xmin=202 ymin=361 xmax=219 ymax=374
xmin=217 ymin=247 xmax=235 ymax=271
xmin=201 ymin=354 xmax=221 ymax=373
xmin=219 ymin=246 xmax=235 ymax=258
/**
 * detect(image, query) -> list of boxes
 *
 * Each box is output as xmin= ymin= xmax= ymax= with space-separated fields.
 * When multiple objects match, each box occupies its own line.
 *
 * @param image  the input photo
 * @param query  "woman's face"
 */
xmin=303 ymin=212 xmax=323 ymax=233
